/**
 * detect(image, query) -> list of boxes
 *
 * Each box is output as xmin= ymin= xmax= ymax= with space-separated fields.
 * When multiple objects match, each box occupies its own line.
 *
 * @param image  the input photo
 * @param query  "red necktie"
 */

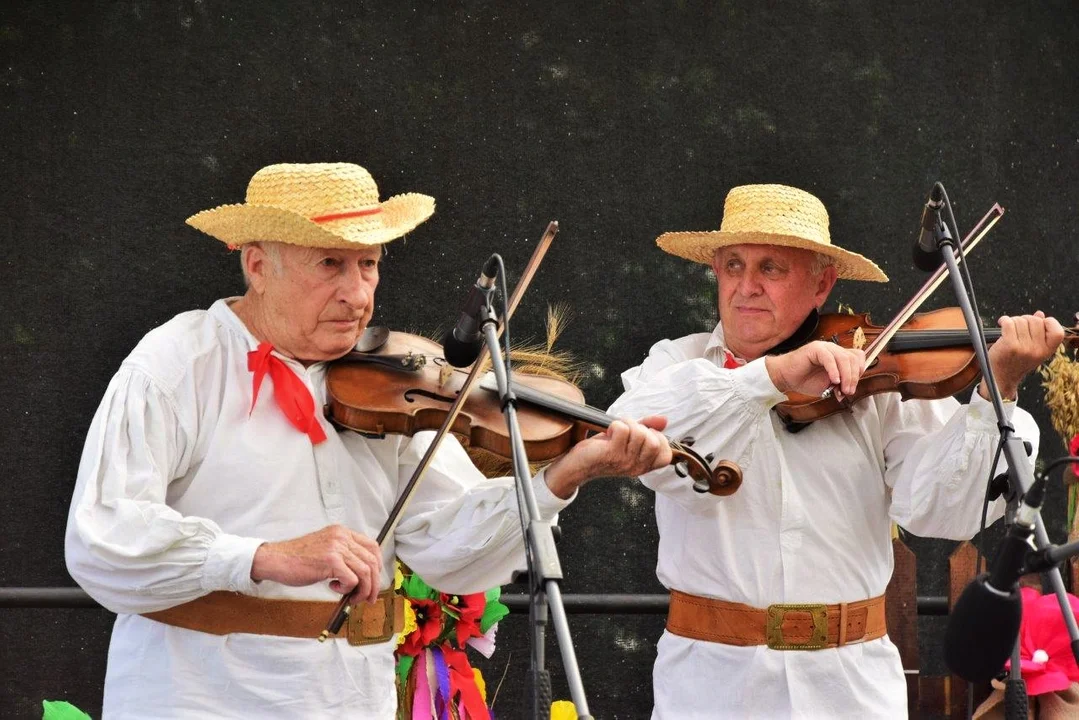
xmin=723 ymin=350 xmax=742 ymax=370
xmin=247 ymin=342 xmax=328 ymax=445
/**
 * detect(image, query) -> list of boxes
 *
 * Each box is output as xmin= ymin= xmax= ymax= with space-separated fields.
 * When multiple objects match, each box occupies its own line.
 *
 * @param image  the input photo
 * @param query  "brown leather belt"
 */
xmin=667 ymin=589 xmax=887 ymax=650
xmin=143 ymin=589 xmax=405 ymax=646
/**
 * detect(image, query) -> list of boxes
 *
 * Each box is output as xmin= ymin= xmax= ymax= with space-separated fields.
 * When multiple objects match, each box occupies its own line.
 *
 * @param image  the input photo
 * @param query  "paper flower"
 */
xmin=1070 ymin=433 xmax=1079 ymax=477
xmin=1005 ymin=587 xmax=1079 ymax=695
xmin=396 ymin=600 xmax=417 ymax=647
xmin=442 ymin=591 xmax=488 ymax=646
xmin=398 ymin=597 xmax=444 ymax=657
xmin=551 ymin=700 xmax=579 ymax=720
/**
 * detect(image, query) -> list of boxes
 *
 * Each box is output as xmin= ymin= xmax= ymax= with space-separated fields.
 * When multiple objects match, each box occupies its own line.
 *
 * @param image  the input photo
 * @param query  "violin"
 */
xmin=326 ymin=329 xmax=743 ymax=496
xmin=775 ymin=307 xmax=1079 ymax=425
xmin=772 ymin=201 xmax=1078 ymax=426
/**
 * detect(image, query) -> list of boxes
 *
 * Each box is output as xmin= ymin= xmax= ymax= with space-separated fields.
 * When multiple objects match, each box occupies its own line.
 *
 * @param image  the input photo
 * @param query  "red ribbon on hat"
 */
xmin=247 ymin=342 xmax=328 ymax=445
xmin=310 ymin=207 xmax=382 ymax=223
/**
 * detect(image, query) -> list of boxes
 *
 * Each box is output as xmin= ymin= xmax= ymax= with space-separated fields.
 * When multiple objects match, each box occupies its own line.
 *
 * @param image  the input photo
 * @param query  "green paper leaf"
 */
xmin=401 ymin=574 xmax=438 ymax=601
xmin=479 ymin=599 xmax=509 ymax=633
xmin=42 ymin=700 xmax=92 ymax=720
xmin=395 ymin=654 xmax=415 ymax=686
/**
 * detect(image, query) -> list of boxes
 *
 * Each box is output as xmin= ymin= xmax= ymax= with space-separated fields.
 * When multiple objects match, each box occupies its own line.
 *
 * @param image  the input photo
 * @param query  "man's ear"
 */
xmin=710 ymin=249 xmax=724 ymax=276
xmin=815 ymin=264 xmax=838 ymax=308
xmin=242 ymin=244 xmax=271 ymax=294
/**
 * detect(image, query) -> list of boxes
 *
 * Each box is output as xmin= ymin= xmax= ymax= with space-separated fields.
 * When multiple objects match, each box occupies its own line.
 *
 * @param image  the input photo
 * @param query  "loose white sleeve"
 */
xmin=884 ymin=389 xmax=1039 ymax=539
xmin=608 ymin=340 xmax=787 ymax=511
xmin=392 ymin=431 xmax=573 ymax=594
xmin=64 ymin=368 xmax=263 ymax=614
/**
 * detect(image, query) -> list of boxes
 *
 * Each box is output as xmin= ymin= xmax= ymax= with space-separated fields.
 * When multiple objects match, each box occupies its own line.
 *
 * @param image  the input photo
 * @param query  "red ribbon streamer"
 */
xmin=442 ymin=646 xmax=489 ymax=719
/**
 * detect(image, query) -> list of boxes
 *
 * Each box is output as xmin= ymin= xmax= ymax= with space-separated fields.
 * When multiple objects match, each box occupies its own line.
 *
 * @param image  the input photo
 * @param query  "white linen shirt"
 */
xmin=607 ymin=323 xmax=1039 ymax=720
xmin=65 ymin=298 xmax=570 ymax=719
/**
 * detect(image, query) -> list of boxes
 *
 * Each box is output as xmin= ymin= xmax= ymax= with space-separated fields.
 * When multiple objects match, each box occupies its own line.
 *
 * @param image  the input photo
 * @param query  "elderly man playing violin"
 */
xmin=65 ymin=162 xmax=672 ymax=719
xmin=608 ymin=184 xmax=1064 ymax=719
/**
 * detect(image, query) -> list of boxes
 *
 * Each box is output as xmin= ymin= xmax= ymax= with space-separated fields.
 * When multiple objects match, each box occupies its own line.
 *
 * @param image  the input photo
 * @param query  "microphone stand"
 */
xmin=924 ymin=185 xmax=1079 ymax=719
xmin=477 ymin=296 xmax=594 ymax=720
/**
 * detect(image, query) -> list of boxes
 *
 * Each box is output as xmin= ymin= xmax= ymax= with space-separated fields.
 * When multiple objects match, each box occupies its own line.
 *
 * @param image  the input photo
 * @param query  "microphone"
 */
xmin=441 ymin=255 xmax=500 ymax=368
xmin=912 ymin=185 xmax=950 ymax=272
xmin=943 ymin=475 xmax=1046 ymax=682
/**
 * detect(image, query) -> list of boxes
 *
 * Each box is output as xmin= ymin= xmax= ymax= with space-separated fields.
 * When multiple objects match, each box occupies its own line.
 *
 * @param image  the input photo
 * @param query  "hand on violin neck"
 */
xmin=250 ymin=524 xmax=384 ymax=604
xmin=544 ymin=416 xmax=673 ymax=499
xmin=765 ymin=340 xmax=866 ymax=399
xmin=980 ymin=311 xmax=1065 ymax=402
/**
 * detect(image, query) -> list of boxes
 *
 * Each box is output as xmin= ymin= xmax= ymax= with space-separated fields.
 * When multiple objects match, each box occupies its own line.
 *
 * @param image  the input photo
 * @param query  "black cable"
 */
xmin=1039 ymin=455 xmax=1079 ymax=479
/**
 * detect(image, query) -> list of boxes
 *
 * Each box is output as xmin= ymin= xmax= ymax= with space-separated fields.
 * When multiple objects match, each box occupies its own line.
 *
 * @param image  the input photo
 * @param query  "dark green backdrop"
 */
xmin=3 ymin=1 xmax=1078 ymax=717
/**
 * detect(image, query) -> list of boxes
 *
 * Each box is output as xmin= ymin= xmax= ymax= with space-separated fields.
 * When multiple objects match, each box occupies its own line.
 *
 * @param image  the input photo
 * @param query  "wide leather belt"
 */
xmin=143 ymin=589 xmax=404 ymax=646
xmin=667 ymin=589 xmax=887 ymax=650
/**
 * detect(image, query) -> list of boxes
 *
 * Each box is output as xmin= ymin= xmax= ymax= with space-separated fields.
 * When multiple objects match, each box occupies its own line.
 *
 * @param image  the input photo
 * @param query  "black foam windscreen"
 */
xmin=943 ymin=573 xmax=1023 ymax=682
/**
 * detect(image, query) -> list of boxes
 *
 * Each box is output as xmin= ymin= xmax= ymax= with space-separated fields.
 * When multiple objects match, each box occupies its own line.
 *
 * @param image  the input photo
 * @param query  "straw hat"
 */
xmin=186 ymin=163 xmax=435 ymax=249
xmin=656 ymin=184 xmax=888 ymax=282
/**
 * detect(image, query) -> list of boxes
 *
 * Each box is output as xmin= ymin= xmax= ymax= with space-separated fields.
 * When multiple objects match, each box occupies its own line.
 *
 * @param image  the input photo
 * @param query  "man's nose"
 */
xmin=339 ymin=265 xmax=371 ymax=308
xmin=738 ymin=270 xmax=763 ymax=295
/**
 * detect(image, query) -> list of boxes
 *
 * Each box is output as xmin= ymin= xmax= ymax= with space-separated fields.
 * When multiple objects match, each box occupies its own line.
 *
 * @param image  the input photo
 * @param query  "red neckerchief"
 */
xmin=247 ymin=342 xmax=328 ymax=445
xmin=722 ymin=350 xmax=744 ymax=370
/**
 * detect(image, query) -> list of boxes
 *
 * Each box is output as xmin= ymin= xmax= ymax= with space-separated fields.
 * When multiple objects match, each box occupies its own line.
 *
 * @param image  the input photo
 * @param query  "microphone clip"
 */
xmin=1021 ymin=546 xmax=1056 ymax=576
xmin=912 ymin=184 xmax=955 ymax=272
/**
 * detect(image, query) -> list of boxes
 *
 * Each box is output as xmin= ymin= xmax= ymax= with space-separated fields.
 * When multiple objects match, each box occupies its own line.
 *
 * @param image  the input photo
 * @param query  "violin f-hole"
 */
xmin=403 ymin=388 xmax=457 ymax=405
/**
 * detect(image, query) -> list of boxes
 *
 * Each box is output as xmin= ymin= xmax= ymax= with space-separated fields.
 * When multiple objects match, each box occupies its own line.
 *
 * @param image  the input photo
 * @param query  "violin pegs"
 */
xmin=705 ymin=453 xmax=715 ymax=464
xmin=674 ymin=461 xmax=688 ymax=478
xmin=681 ymin=435 xmax=696 ymax=447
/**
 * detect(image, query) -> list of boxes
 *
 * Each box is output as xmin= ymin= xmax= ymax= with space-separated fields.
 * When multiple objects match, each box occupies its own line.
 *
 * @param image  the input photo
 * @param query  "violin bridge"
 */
xmin=852 ymin=326 xmax=866 ymax=350
xmin=438 ymin=363 xmax=453 ymax=388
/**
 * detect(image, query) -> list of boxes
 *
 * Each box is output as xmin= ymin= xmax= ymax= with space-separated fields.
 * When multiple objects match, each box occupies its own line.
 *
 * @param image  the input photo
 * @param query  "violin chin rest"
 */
xmin=354 ymin=326 xmax=390 ymax=353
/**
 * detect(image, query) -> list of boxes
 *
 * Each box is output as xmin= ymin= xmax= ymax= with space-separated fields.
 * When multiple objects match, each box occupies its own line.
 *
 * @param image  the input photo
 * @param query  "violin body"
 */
xmin=327 ymin=331 xmax=591 ymax=461
xmin=776 ymin=307 xmax=989 ymax=424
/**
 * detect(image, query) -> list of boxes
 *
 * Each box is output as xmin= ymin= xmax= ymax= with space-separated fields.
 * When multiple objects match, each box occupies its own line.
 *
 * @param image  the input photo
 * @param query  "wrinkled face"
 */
xmin=712 ymin=244 xmax=837 ymax=361
xmin=250 ymin=243 xmax=381 ymax=362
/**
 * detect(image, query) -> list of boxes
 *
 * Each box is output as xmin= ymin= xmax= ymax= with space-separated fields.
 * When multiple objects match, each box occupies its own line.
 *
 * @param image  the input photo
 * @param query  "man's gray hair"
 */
xmin=240 ymin=241 xmax=284 ymax=287
xmin=810 ymin=252 xmax=835 ymax=276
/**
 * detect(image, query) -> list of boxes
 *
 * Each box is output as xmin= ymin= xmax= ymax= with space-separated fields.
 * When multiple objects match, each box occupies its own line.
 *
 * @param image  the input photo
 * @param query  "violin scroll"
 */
xmin=671 ymin=441 xmax=743 ymax=496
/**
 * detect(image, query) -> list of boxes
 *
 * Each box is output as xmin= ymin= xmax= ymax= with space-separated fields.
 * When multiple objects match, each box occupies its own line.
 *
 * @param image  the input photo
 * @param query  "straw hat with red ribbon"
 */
xmin=656 ymin=183 xmax=888 ymax=282
xmin=186 ymin=162 xmax=435 ymax=249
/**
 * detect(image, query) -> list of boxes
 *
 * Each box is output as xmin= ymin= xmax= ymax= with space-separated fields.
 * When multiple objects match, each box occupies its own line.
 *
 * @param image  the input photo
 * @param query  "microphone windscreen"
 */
xmin=441 ymin=330 xmax=482 ymax=369
xmin=943 ymin=574 xmax=1022 ymax=682
xmin=912 ymin=243 xmax=944 ymax=272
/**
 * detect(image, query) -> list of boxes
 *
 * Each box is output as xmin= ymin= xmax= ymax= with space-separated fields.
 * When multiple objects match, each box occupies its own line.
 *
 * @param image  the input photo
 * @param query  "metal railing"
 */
xmin=0 ymin=587 xmax=950 ymax=615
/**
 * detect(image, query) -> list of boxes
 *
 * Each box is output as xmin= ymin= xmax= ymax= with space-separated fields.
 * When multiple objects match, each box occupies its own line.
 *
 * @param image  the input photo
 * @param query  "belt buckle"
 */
xmin=346 ymin=594 xmax=394 ymax=647
xmin=766 ymin=603 xmax=828 ymax=650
